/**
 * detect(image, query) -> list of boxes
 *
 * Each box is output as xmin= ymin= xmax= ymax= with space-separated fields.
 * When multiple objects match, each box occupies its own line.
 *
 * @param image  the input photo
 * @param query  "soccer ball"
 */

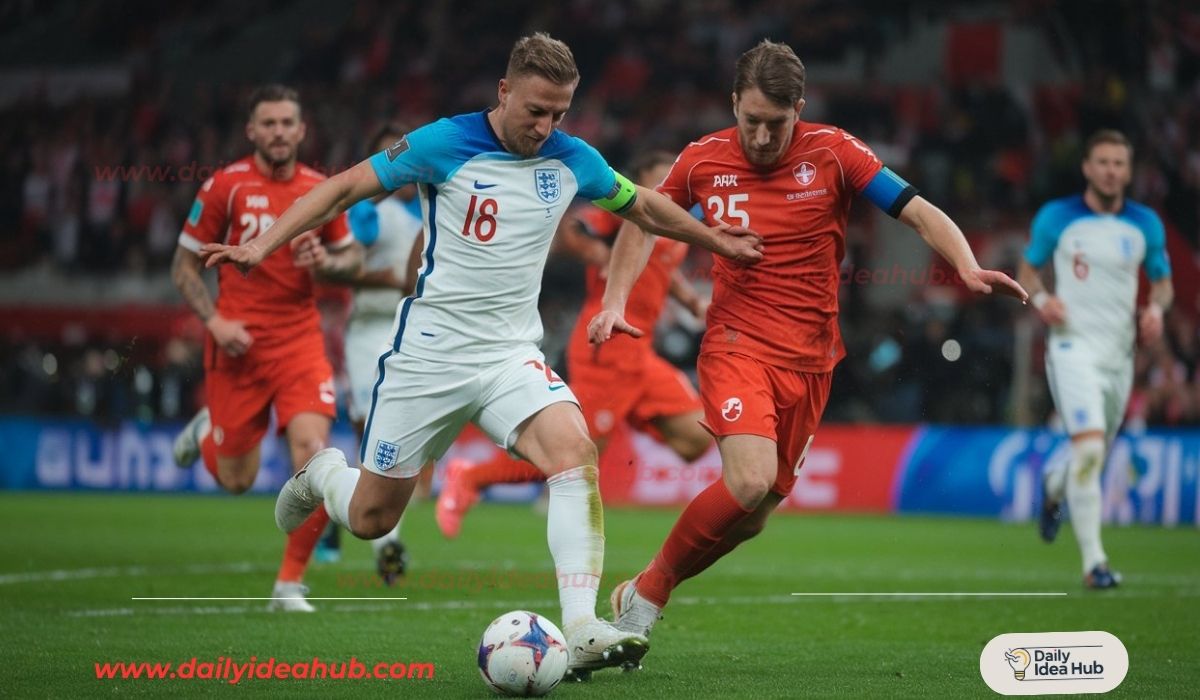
xmin=477 ymin=610 xmax=569 ymax=697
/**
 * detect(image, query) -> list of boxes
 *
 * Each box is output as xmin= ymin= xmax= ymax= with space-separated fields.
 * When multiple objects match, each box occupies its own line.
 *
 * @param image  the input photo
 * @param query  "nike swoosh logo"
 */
xmin=473 ymin=181 xmax=497 ymax=190
xmin=549 ymin=385 xmax=566 ymax=392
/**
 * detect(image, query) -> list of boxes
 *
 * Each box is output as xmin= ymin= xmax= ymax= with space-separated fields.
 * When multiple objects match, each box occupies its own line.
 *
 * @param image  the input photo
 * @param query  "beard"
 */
xmin=257 ymin=142 xmax=295 ymax=168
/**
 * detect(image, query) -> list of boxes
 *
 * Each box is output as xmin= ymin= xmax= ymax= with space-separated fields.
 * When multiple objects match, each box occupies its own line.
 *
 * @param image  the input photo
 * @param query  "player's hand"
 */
xmin=291 ymin=231 xmax=329 ymax=271
xmin=200 ymin=241 xmax=266 ymax=275
xmin=960 ymin=267 xmax=1028 ymax=302
xmin=205 ymin=314 xmax=254 ymax=357
xmin=1033 ymin=293 xmax=1068 ymax=326
xmin=1139 ymin=303 xmax=1165 ymax=343
xmin=587 ymin=309 xmax=643 ymax=344
xmin=714 ymin=224 xmax=764 ymax=265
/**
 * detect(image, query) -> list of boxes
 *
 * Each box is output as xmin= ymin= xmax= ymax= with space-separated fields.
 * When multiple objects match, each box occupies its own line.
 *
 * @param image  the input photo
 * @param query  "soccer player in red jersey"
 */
xmin=170 ymin=85 xmax=363 ymax=611
xmin=434 ymin=151 xmax=712 ymax=539
xmin=590 ymin=41 xmax=1027 ymax=645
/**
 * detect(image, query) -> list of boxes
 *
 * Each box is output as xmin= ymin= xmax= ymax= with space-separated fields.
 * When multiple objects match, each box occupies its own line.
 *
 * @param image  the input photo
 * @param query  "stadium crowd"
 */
xmin=2 ymin=0 xmax=1198 ymax=426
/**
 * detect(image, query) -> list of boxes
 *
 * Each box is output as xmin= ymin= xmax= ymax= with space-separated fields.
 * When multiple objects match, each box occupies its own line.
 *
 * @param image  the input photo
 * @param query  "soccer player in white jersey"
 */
xmin=201 ymin=33 xmax=763 ymax=674
xmin=1019 ymin=129 xmax=1174 ymax=589
xmin=318 ymin=121 xmax=426 ymax=581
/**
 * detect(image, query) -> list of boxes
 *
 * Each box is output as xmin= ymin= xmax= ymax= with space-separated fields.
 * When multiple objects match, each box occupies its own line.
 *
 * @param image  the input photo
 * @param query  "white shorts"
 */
xmin=360 ymin=344 xmax=578 ymax=478
xmin=1045 ymin=342 xmax=1133 ymax=439
xmin=345 ymin=315 xmax=395 ymax=423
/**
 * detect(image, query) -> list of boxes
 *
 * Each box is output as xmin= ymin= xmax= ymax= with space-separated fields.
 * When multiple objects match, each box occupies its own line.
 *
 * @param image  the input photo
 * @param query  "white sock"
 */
xmin=546 ymin=465 xmax=604 ymax=628
xmin=370 ymin=519 xmax=403 ymax=556
xmin=1065 ymin=437 xmax=1108 ymax=573
xmin=311 ymin=453 xmax=360 ymax=530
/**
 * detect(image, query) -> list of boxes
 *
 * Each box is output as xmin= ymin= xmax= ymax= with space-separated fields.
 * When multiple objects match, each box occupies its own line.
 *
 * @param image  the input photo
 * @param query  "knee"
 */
xmin=351 ymin=506 xmax=397 ymax=540
xmin=222 ymin=473 xmax=256 ymax=494
xmin=218 ymin=467 xmax=256 ymax=495
xmin=562 ymin=432 xmax=598 ymax=469
xmin=1068 ymin=437 xmax=1106 ymax=485
xmin=676 ymin=433 xmax=712 ymax=463
xmin=724 ymin=470 xmax=771 ymax=510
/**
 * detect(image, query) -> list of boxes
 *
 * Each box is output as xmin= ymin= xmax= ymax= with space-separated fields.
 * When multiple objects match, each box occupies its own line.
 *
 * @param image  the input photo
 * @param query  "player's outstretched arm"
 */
xmin=619 ymin=185 xmax=764 ymax=264
xmin=589 ymin=219 xmax=657 ymax=343
xmin=898 ymin=195 xmax=1028 ymax=302
xmin=201 ymin=160 xmax=385 ymax=272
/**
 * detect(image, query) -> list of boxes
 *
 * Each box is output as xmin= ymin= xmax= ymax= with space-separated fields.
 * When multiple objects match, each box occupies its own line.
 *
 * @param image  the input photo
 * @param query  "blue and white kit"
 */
xmin=1025 ymin=195 xmax=1172 ymax=437
xmin=360 ymin=110 xmax=636 ymax=477
xmin=345 ymin=196 xmax=423 ymax=423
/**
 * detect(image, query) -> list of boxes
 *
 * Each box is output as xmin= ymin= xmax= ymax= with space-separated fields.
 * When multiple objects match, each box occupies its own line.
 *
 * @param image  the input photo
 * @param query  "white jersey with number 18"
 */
xmin=368 ymin=110 xmax=633 ymax=362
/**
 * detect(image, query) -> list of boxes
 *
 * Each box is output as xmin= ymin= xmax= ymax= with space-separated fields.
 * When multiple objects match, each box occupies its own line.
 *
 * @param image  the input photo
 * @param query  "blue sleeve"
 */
xmin=561 ymin=136 xmax=618 ymax=201
xmin=368 ymin=119 xmax=461 ymax=191
xmin=862 ymin=167 xmax=918 ymax=218
xmin=1134 ymin=208 xmax=1172 ymax=281
xmin=1024 ymin=203 xmax=1065 ymax=267
xmin=347 ymin=200 xmax=379 ymax=246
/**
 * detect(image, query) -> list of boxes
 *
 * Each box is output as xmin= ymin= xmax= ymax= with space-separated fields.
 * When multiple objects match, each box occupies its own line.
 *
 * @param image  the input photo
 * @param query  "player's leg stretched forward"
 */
xmin=435 ymin=407 xmax=711 ymax=539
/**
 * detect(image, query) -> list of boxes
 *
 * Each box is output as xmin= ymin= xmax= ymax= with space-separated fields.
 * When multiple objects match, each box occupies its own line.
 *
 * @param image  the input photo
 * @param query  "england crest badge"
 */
xmin=374 ymin=439 xmax=400 ymax=471
xmin=535 ymin=168 xmax=561 ymax=204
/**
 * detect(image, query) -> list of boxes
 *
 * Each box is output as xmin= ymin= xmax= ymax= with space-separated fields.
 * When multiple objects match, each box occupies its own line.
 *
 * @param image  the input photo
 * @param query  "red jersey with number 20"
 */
xmin=178 ymin=156 xmax=352 ymax=363
xmin=657 ymin=121 xmax=883 ymax=372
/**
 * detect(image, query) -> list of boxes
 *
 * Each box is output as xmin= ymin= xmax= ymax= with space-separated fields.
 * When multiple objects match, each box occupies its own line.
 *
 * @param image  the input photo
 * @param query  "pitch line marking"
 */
xmin=790 ymin=592 xmax=1067 ymax=597
xmin=132 ymin=597 xmax=408 ymax=601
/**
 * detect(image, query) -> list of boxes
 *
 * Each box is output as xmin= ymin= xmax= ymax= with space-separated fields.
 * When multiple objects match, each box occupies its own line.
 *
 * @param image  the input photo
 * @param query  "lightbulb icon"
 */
xmin=1005 ymin=648 xmax=1031 ymax=680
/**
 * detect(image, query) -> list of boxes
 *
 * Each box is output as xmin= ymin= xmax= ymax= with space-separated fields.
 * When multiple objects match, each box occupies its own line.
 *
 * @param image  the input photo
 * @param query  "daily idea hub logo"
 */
xmin=980 ymin=632 xmax=1128 ymax=695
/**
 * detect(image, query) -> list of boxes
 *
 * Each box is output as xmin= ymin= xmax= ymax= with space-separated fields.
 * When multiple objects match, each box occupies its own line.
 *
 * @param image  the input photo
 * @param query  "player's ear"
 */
xmin=296 ymin=119 xmax=307 ymax=144
xmin=497 ymin=78 xmax=510 ymax=108
xmin=244 ymin=119 xmax=255 ymax=143
xmin=794 ymin=98 xmax=806 ymax=118
xmin=730 ymin=91 xmax=739 ymax=118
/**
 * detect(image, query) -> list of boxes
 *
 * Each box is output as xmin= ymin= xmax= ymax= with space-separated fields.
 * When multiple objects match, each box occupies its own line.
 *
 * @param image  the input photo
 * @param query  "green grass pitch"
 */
xmin=1 ymin=493 xmax=1196 ymax=697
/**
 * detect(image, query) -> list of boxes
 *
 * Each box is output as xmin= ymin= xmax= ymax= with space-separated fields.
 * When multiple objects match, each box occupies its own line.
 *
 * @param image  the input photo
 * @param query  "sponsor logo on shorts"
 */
xmin=319 ymin=378 xmax=336 ymax=405
xmin=374 ymin=440 xmax=400 ymax=471
xmin=594 ymin=409 xmax=615 ymax=433
xmin=721 ymin=397 xmax=743 ymax=422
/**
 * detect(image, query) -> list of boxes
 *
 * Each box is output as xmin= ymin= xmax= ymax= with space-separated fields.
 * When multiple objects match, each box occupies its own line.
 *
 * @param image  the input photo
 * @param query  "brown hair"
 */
xmin=734 ymin=40 xmax=806 ymax=106
xmin=626 ymin=150 xmax=677 ymax=183
xmin=246 ymin=84 xmax=301 ymax=119
xmin=1083 ymin=129 xmax=1132 ymax=159
xmin=506 ymin=32 xmax=579 ymax=85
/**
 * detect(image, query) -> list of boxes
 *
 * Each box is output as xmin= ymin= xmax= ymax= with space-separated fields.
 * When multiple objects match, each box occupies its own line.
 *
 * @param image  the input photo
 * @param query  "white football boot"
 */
xmin=563 ymin=617 xmax=648 ymax=680
xmin=275 ymin=447 xmax=345 ymax=533
xmin=267 ymin=580 xmax=315 ymax=613
xmin=172 ymin=407 xmax=210 ymax=468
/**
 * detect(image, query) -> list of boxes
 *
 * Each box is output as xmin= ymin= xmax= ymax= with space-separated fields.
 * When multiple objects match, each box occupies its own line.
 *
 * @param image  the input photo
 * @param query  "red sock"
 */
xmin=201 ymin=433 xmax=220 ymax=483
xmin=277 ymin=507 xmax=330 ymax=582
xmin=636 ymin=479 xmax=752 ymax=607
xmin=463 ymin=452 xmax=544 ymax=490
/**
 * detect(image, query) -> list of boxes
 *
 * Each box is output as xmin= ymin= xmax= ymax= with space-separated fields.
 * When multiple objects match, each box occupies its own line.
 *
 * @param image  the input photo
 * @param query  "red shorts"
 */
xmin=204 ymin=342 xmax=336 ymax=457
xmin=697 ymin=351 xmax=832 ymax=496
xmin=569 ymin=349 xmax=702 ymax=441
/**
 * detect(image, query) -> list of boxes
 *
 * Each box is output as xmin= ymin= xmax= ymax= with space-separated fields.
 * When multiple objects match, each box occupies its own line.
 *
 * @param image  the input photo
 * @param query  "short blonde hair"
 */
xmin=506 ymin=32 xmax=579 ymax=85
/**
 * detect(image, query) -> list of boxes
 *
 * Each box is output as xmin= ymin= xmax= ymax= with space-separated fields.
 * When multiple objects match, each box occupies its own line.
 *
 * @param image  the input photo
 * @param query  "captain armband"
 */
xmin=592 ymin=170 xmax=638 ymax=214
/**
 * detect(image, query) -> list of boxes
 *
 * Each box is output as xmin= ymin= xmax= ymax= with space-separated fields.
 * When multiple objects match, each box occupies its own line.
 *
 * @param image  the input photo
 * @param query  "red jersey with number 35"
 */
xmin=178 ymin=156 xmax=352 ymax=362
xmin=657 ymin=121 xmax=883 ymax=372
